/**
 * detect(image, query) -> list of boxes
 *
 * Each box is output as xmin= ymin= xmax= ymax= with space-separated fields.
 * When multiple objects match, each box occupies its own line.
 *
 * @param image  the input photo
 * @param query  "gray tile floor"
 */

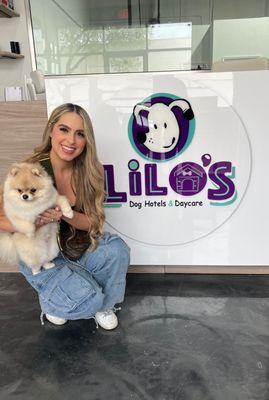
xmin=1 ymin=273 xmax=269 ymax=400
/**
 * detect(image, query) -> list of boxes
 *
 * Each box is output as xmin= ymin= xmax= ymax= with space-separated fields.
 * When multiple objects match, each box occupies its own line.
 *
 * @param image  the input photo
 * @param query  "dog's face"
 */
xmin=5 ymin=163 xmax=50 ymax=204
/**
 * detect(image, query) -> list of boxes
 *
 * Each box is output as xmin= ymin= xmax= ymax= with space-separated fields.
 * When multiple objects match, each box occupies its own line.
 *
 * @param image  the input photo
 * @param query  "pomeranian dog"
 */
xmin=0 ymin=162 xmax=73 ymax=274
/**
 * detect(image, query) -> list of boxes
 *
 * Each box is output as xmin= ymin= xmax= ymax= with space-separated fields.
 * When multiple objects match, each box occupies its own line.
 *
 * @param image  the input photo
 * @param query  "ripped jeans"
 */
xmin=19 ymin=232 xmax=130 ymax=320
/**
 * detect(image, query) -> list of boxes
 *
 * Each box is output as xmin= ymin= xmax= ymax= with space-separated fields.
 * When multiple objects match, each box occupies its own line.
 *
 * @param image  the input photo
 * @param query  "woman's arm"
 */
xmin=38 ymin=208 xmax=91 ymax=231
xmin=61 ymin=210 xmax=90 ymax=231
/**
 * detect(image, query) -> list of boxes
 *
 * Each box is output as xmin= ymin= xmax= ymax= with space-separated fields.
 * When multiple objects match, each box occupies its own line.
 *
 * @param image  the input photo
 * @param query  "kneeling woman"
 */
xmin=1 ymin=103 xmax=130 ymax=330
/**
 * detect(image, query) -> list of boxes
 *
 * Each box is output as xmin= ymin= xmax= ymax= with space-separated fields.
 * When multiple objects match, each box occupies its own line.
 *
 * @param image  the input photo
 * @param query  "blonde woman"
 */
xmin=0 ymin=103 xmax=130 ymax=329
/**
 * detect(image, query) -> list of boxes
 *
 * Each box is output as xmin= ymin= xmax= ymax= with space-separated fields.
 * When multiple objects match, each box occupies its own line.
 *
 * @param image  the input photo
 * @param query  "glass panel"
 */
xmin=148 ymin=23 xmax=192 ymax=50
xmin=60 ymin=54 xmax=104 ymax=75
xmin=148 ymin=50 xmax=191 ymax=71
xmin=58 ymin=28 xmax=103 ymax=55
xmin=108 ymin=55 xmax=144 ymax=72
xmin=213 ymin=17 xmax=269 ymax=62
xmin=29 ymin=0 xmax=269 ymax=74
xmin=104 ymin=26 xmax=146 ymax=51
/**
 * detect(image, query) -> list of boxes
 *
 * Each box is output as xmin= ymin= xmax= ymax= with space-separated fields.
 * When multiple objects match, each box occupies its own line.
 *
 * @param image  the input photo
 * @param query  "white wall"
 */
xmin=0 ymin=0 xmax=32 ymax=101
xmin=213 ymin=17 xmax=269 ymax=62
xmin=213 ymin=0 xmax=268 ymax=19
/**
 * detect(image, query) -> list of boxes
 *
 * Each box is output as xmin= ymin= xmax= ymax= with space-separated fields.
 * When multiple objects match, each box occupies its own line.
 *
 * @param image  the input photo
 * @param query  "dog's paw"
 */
xmin=23 ymin=223 xmax=36 ymax=238
xmin=43 ymin=261 xmax=55 ymax=270
xmin=62 ymin=208 xmax=74 ymax=219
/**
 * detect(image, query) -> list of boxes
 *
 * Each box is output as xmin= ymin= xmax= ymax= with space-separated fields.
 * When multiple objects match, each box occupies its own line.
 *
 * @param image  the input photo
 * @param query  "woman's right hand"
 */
xmin=35 ymin=216 xmax=46 ymax=229
xmin=35 ymin=206 xmax=63 ymax=229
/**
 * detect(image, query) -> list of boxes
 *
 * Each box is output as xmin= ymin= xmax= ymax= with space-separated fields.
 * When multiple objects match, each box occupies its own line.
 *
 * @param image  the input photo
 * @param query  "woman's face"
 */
xmin=50 ymin=112 xmax=87 ymax=162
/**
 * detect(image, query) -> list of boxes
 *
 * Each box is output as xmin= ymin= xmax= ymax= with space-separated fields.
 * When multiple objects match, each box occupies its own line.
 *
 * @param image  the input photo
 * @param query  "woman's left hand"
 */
xmin=37 ymin=206 xmax=63 ymax=226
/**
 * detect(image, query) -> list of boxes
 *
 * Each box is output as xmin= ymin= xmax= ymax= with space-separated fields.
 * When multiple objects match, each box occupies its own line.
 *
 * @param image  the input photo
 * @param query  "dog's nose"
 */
xmin=22 ymin=194 xmax=28 ymax=200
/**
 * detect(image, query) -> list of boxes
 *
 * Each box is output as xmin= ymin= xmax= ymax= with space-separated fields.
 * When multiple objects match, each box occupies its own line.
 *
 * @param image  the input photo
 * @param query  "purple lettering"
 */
xmin=145 ymin=164 xmax=167 ymax=196
xmin=104 ymin=165 xmax=127 ymax=203
xmin=208 ymin=162 xmax=235 ymax=201
xmin=128 ymin=159 xmax=142 ymax=196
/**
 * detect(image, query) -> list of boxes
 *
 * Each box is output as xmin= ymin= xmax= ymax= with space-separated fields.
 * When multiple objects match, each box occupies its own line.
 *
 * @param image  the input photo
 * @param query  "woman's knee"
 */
xmin=19 ymin=257 xmax=65 ymax=292
xmin=82 ymin=234 xmax=130 ymax=276
xmin=105 ymin=236 xmax=130 ymax=269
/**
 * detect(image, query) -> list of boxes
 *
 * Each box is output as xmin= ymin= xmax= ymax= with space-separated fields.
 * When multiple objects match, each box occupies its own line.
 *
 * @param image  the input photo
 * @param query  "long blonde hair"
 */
xmin=27 ymin=103 xmax=105 ymax=250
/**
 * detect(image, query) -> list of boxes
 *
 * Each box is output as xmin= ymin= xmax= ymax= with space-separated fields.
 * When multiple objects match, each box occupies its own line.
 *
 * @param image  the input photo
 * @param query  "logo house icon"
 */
xmin=170 ymin=162 xmax=207 ymax=196
xmin=175 ymin=163 xmax=203 ymax=193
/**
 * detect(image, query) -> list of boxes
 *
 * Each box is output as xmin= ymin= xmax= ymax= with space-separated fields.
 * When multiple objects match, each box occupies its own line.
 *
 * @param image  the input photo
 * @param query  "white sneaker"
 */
xmin=46 ymin=314 xmax=67 ymax=325
xmin=95 ymin=310 xmax=118 ymax=330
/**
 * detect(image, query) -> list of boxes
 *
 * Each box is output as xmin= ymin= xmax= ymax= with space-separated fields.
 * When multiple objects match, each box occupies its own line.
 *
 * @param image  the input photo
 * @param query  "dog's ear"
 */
xmin=31 ymin=168 xmax=41 ymax=177
xmin=9 ymin=164 xmax=20 ymax=177
xmin=31 ymin=164 xmax=46 ymax=177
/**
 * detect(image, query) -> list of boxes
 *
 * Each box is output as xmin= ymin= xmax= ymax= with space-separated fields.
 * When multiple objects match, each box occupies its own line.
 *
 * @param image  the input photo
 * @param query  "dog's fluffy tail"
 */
xmin=0 ymin=233 xmax=18 ymax=266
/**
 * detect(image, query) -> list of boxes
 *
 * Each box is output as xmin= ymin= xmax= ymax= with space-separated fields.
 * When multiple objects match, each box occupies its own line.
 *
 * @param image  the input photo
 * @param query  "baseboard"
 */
xmin=1 ymin=263 xmax=269 ymax=274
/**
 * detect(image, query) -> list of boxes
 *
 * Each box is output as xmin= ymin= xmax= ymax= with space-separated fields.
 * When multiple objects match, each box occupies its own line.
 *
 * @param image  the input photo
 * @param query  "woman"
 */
xmin=0 ymin=103 xmax=130 ymax=330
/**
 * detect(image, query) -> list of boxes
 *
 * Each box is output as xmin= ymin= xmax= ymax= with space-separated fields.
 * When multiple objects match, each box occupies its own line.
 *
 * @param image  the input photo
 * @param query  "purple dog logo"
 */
xmin=128 ymin=93 xmax=196 ymax=162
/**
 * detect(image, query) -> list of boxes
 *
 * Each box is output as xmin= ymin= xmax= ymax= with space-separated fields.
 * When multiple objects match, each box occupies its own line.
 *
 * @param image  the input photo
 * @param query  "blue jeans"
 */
xmin=19 ymin=232 xmax=130 ymax=320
